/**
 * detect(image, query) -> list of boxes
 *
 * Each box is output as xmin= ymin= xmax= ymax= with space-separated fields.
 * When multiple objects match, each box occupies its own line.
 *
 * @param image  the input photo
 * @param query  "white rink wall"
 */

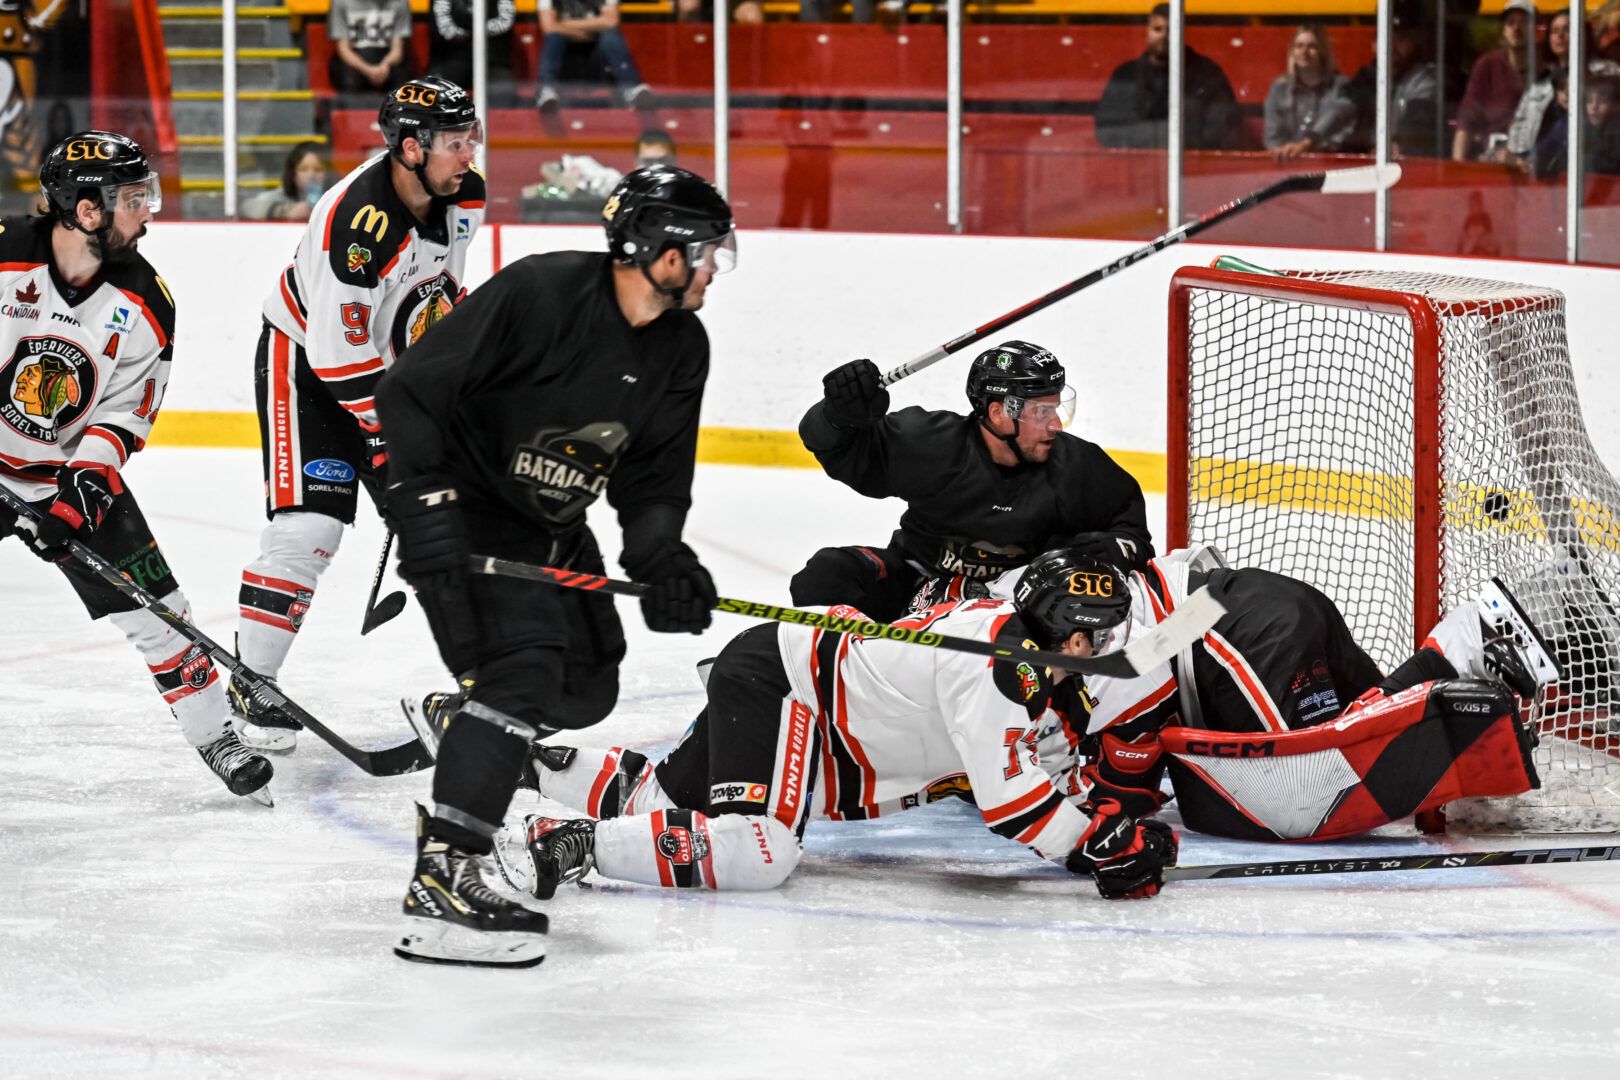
xmin=142 ymin=222 xmax=1620 ymax=467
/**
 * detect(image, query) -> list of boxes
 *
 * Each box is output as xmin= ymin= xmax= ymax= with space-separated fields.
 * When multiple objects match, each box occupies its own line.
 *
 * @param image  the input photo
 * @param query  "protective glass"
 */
xmin=1005 ymin=385 xmax=1077 ymax=428
xmin=432 ymin=121 xmax=484 ymax=158
xmin=687 ymin=231 xmax=737 ymax=275
xmin=107 ymin=173 xmax=161 ymax=216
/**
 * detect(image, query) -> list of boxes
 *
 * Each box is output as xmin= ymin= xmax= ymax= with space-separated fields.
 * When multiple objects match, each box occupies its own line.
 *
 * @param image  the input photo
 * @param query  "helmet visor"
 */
xmin=431 ymin=121 xmax=484 ymax=158
xmin=1006 ymin=385 xmax=1077 ymax=429
xmin=687 ymin=230 xmax=737 ymax=276
xmin=107 ymin=172 xmax=161 ymax=216
xmin=1085 ymin=623 xmax=1119 ymax=654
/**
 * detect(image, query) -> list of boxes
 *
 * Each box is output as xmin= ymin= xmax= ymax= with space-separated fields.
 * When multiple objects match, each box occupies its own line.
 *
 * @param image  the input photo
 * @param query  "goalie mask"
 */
xmin=1014 ymin=549 xmax=1130 ymax=651
xmin=965 ymin=341 xmax=1077 ymax=462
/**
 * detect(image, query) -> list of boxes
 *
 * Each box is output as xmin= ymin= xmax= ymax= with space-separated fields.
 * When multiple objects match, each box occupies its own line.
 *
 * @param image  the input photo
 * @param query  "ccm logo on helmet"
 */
xmin=1067 ymin=571 xmax=1115 ymax=597
xmin=396 ymin=84 xmax=439 ymax=106
xmin=65 ymin=140 xmax=115 ymax=162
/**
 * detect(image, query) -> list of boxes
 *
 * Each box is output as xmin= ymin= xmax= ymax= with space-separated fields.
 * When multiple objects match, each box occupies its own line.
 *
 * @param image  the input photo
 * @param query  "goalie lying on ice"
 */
xmin=464 ymin=551 xmax=1178 ymax=900
xmin=1002 ymin=546 xmax=1555 ymax=842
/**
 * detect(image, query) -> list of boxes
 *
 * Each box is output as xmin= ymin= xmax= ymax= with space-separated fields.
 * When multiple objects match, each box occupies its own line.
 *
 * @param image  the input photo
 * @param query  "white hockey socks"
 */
xmin=537 ymin=745 xmax=670 ymax=819
xmin=236 ymin=512 xmax=343 ymax=676
xmin=593 ymin=810 xmax=801 ymax=891
xmin=108 ymin=590 xmax=230 ymax=746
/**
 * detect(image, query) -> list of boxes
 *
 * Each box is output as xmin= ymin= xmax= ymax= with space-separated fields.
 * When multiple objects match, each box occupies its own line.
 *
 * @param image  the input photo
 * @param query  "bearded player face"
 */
xmin=92 ymin=183 xmax=156 ymax=264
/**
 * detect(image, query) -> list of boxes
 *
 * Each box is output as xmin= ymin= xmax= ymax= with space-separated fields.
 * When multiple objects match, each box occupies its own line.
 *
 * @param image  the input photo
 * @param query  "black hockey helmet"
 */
xmin=379 ymin=76 xmax=480 ymax=156
xmin=1014 ymin=549 xmax=1131 ymax=650
xmin=966 ymin=340 xmax=1067 ymax=420
xmin=603 ymin=165 xmax=735 ymax=303
xmin=39 ymin=131 xmax=160 ymax=226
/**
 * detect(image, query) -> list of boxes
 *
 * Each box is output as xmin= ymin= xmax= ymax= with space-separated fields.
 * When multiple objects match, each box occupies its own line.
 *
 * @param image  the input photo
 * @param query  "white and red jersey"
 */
xmin=0 ymin=215 xmax=176 ymax=501
xmin=260 ymin=153 xmax=484 ymax=427
xmin=776 ymin=600 xmax=1090 ymax=864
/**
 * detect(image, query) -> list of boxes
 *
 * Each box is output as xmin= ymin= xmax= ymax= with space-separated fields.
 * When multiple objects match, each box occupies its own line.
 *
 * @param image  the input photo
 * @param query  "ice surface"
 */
xmin=3 ymin=450 xmax=1619 ymax=1078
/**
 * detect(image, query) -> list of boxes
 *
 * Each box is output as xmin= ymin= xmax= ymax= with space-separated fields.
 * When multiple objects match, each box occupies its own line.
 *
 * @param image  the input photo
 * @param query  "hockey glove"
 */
xmin=30 ymin=466 xmax=122 ymax=559
xmin=1064 ymin=799 xmax=1178 ymax=900
xmin=359 ymin=421 xmax=389 ymax=484
xmin=1076 ymin=732 xmax=1171 ymax=819
xmin=388 ymin=476 xmax=469 ymax=591
xmin=622 ymin=537 xmax=717 ymax=634
xmin=1062 ymin=530 xmax=1144 ymax=571
xmin=821 ymin=358 xmax=890 ymax=430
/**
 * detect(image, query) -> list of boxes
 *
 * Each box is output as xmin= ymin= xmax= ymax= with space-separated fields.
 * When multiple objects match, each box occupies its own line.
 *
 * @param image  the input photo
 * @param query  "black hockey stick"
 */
xmin=360 ymin=527 xmax=408 ymax=635
xmin=468 ymin=555 xmax=1225 ymax=678
xmin=0 ymin=484 xmax=433 ymax=777
xmin=879 ymin=164 xmax=1403 ymax=387
xmin=1165 ymin=844 xmax=1620 ymax=882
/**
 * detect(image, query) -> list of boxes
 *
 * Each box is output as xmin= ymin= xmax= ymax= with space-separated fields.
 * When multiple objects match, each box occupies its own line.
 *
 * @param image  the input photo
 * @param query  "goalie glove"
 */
xmin=1064 ymin=799 xmax=1178 ymax=900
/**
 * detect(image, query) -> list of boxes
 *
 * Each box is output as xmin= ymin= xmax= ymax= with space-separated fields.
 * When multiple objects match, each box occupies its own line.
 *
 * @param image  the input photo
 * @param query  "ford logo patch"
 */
xmin=303 ymin=458 xmax=356 ymax=482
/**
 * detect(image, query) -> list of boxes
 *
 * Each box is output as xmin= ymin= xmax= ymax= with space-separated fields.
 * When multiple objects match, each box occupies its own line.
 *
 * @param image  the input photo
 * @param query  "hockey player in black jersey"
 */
xmin=0 ymin=133 xmax=272 ymax=803
xmin=376 ymin=164 xmax=736 ymax=966
xmin=791 ymin=341 xmax=1154 ymax=622
xmin=231 ymin=76 xmax=486 ymax=752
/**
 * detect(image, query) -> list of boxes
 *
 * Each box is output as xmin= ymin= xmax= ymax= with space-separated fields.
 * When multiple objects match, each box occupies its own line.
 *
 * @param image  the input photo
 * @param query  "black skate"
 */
xmin=197 ymin=729 xmax=274 ymax=806
xmin=512 ymin=815 xmax=596 ymax=900
xmin=394 ymin=804 xmax=549 ymax=968
xmin=1478 ymin=578 xmax=1561 ymax=701
xmin=399 ymin=687 xmax=466 ymax=762
xmin=228 ymin=670 xmax=301 ymax=753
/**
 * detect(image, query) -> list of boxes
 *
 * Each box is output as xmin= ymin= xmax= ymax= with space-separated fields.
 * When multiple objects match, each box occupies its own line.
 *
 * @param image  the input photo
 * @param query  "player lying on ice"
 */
xmin=980 ymin=547 xmax=1557 ymax=842
xmin=426 ymin=549 xmax=1183 ymax=901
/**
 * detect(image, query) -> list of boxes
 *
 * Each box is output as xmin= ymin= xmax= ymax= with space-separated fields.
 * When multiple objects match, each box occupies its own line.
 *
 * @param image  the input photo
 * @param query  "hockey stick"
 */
xmin=1165 ymin=843 xmax=1620 ymax=882
xmin=468 ymin=555 xmax=1225 ymax=678
xmin=879 ymin=164 xmax=1403 ymax=388
xmin=0 ymin=484 xmax=433 ymax=777
xmin=360 ymin=527 xmax=408 ymax=635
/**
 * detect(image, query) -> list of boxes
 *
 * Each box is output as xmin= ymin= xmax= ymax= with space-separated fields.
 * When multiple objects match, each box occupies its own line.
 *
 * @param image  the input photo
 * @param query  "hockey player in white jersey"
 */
xmin=0 ymin=132 xmax=271 ymax=802
xmin=1003 ymin=549 xmax=1551 ymax=842
xmin=482 ymin=569 xmax=1177 ymax=901
xmin=232 ymin=76 xmax=485 ymax=750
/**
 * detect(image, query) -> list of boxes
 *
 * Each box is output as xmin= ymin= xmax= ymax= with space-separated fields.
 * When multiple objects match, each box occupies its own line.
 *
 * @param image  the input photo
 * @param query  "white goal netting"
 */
xmin=1174 ymin=268 xmax=1620 ymax=832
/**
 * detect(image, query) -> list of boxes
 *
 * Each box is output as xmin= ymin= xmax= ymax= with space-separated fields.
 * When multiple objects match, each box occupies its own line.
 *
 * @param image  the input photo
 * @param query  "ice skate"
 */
xmin=1479 ymin=578 xmax=1561 ymax=698
xmin=228 ymin=670 xmax=300 ymax=752
xmin=197 ymin=729 xmax=274 ymax=806
xmin=400 ymin=688 xmax=464 ymax=762
xmin=394 ymin=805 xmax=548 ymax=968
xmin=516 ymin=815 xmax=596 ymax=900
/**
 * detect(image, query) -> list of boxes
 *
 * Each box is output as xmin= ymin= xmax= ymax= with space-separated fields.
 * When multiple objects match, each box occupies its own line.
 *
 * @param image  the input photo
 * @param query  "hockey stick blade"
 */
xmin=1165 ymin=843 xmax=1620 ymax=881
xmin=361 ymin=589 xmax=408 ymax=636
xmin=468 ymin=555 xmax=1224 ymax=678
xmin=0 ymin=483 xmax=432 ymax=777
xmin=1317 ymin=162 xmax=1403 ymax=195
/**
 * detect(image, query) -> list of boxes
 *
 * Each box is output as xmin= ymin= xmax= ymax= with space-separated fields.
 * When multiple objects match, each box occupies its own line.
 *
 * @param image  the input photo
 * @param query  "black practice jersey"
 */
xmin=800 ymin=402 xmax=1153 ymax=578
xmin=375 ymin=251 xmax=709 ymax=536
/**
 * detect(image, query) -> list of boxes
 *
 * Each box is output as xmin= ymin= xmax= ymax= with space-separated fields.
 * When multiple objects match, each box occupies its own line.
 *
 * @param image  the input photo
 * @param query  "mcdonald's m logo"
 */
xmin=351 ymin=205 xmax=388 ymax=242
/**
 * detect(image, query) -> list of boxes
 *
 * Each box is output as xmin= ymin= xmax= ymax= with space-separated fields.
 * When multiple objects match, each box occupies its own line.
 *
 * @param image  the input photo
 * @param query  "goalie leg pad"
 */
xmin=1161 ymin=678 xmax=1538 ymax=841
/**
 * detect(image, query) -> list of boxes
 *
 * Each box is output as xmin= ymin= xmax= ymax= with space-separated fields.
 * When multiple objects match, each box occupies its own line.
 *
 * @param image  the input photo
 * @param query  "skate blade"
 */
xmin=491 ymin=823 xmax=538 ymax=896
xmin=244 ymin=785 xmax=275 ymax=808
xmin=233 ymin=716 xmax=298 ymax=753
xmin=1482 ymin=578 xmax=1562 ymax=685
xmin=393 ymin=917 xmax=545 ymax=968
xmin=398 ymin=697 xmax=439 ymax=762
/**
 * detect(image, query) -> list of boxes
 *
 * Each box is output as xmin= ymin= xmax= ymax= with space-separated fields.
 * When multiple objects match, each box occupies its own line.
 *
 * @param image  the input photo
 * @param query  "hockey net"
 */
xmin=1168 ymin=266 xmax=1620 ymax=833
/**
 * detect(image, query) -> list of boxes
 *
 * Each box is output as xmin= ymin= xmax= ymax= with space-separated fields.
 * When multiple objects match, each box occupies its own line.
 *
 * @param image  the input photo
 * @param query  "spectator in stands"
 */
xmin=429 ymin=0 xmax=518 ymax=106
xmin=1452 ymin=0 xmax=1534 ymax=161
xmin=536 ymin=0 xmax=654 ymax=136
xmin=634 ymin=129 xmax=677 ymax=169
xmin=328 ymin=0 xmax=413 ymax=104
xmin=1344 ymin=7 xmax=1444 ymax=156
xmin=1263 ymin=23 xmax=1357 ymax=159
xmin=1534 ymin=74 xmax=1620 ymax=177
xmin=800 ymin=0 xmax=874 ymax=20
xmin=241 ymin=142 xmax=332 ymax=222
xmin=677 ymin=0 xmax=764 ymax=23
xmin=1500 ymin=13 xmax=1620 ymax=173
xmin=1095 ymin=2 xmax=1242 ymax=151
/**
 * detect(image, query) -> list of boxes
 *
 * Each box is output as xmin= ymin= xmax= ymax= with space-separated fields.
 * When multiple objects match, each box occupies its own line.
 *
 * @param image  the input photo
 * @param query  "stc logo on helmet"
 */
xmin=1066 ymin=571 xmax=1114 ymax=597
xmin=395 ymin=84 xmax=439 ymax=107
xmin=65 ymin=140 xmax=116 ymax=162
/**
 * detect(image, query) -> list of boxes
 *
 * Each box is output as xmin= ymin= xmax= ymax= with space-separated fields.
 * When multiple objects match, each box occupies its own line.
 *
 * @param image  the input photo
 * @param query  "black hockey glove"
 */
xmin=622 ymin=537 xmax=717 ymax=634
xmin=821 ymin=358 xmax=890 ymax=430
xmin=1063 ymin=530 xmax=1144 ymax=571
xmin=388 ymin=476 xmax=469 ymax=592
xmin=29 ymin=466 xmax=121 ymax=560
xmin=1064 ymin=799 xmax=1178 ymax=900
xmin=360 ymin=423 xmax=389 ymax=488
